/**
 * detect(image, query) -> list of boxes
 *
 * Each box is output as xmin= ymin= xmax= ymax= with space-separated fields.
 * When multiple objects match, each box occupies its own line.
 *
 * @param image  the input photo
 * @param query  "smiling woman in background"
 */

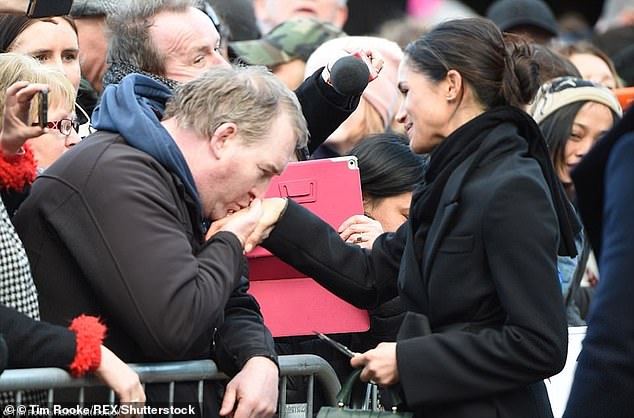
xmin=529 ymin=76 xmax=622 ymax=324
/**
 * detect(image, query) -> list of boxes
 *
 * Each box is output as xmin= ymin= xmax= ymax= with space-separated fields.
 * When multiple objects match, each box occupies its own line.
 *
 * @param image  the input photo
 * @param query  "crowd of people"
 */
xmin=1 ymin=0 xmax=633 ymax=417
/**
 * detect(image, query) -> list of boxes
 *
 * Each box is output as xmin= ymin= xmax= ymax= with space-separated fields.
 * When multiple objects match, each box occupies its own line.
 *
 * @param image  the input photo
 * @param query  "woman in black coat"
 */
xmin=235 ymin=17 xmax=578 ymax=418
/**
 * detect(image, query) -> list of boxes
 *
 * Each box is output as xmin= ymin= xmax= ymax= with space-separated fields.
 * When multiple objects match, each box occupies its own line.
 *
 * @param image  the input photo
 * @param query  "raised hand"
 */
xmin=1 ymin=81 xmax=48 ymax=155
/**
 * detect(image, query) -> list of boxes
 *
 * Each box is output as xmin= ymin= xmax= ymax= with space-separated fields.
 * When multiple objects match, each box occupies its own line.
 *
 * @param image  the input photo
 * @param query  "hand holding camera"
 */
xmin=0 ymin=81 xmax=48 ymax=156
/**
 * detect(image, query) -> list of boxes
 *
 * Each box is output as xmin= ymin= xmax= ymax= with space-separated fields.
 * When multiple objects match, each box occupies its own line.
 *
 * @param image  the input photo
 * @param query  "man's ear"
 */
xmin=210 ymin=122 xmax=238 ymax=158
xmin=445 ymin=69 xmax=463 ymax=102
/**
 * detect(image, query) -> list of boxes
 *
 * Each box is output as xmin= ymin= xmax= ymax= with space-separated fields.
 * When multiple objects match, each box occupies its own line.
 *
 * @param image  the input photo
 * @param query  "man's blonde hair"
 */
xmin=165 ymin=65 xmax=308 ymax=148
xmin=0 ymin=53 xmax=76 ymax=130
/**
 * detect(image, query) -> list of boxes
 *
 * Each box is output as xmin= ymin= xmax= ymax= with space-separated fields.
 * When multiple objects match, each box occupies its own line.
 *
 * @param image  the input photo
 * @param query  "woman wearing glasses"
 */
xmin=1 ymin=53 xmax=80 ymax=216
xmin=28 ymin=113 xmax=80 ymax=172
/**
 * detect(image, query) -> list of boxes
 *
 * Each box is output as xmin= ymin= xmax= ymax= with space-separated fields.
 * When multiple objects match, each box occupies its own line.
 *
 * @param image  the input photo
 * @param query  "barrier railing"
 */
xmin=0 ymin=354 xmax=341 ymax=417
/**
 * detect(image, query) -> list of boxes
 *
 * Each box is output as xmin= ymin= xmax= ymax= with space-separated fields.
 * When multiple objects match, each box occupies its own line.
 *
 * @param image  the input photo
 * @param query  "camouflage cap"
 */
xmin=229 ymin=17 xmax=345 ymax=67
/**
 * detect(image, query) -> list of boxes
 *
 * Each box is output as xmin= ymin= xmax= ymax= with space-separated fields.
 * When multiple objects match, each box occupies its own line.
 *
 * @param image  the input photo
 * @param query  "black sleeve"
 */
xmin=212 ymin=275 xmax=277 ymax=377
xmin=262 ymin=200 xmax=405 ymax=309
xmin=0 ymin=335 xmax=6 ymax=374
xmin=1 ymin=187 xmax=29 ymax=218
xmin=0 ymin=304 xmax=75 ymax=370
xmin=295 ymin=68 xmax=361 ymax=155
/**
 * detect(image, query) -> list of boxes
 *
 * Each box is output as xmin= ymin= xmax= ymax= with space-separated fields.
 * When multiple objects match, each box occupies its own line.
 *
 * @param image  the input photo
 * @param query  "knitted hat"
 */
xmin=529 ymin=76 xmax=623 ymax=124
xmin=304 ymin=36 xmax=403 ymax=128
xmin=486 ymin=0 xmax=559 ymax=37
xmin=70 ymin=0 xmax=128 ymax=16
xmin=229 ymin=17 xmax=345 ymax=67
xmin=0 ymin=15 xmax=29 ymax=53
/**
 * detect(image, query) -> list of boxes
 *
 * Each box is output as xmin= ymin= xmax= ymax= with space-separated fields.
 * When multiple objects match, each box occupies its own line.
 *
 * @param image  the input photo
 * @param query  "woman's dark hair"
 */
xmin=350 ymin=133 xmax=427 ymax=202
xmin=539 ymin=102 xmax=620 ymax=178
xmin=532 ymin=44 xmax=581 ymax=84
xmin=404 ymin=17 xmax=540 ymax=108
xmin=0 ymin=14 xmax=78 ymax=53
xmin=538 ymin=102 xmax=584 ymax=178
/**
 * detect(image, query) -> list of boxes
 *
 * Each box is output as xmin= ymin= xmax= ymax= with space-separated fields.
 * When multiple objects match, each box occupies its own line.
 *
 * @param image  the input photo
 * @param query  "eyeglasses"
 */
xmin=32 ymin=119 xmax=79 ymax=136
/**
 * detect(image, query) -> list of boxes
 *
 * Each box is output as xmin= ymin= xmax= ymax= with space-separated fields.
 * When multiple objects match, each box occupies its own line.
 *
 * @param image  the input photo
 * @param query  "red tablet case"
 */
xmin=247 ymin=156 xmax=370 ymax=337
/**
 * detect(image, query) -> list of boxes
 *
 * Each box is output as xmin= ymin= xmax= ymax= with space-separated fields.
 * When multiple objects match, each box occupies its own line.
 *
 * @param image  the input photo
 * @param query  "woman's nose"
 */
xmin=65 ymin=128 xmax=81 ymax=148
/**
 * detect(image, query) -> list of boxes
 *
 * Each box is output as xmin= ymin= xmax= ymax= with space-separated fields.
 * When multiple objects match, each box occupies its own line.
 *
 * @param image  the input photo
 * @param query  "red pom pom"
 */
xmin=0 ymin=144 xmax=36 ymax=191
xmin=68 ymin=315 xmax=107 ymax=377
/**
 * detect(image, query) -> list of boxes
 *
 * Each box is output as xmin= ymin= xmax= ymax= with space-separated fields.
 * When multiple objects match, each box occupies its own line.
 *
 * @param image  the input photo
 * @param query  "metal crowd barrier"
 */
xmin=0 ymin=354 xmax=341 ymax=417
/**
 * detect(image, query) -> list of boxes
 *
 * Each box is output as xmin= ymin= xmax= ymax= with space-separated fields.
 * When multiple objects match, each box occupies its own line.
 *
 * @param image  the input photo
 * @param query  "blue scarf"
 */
xmin=92 ymin=74 xmax=203 ymax=224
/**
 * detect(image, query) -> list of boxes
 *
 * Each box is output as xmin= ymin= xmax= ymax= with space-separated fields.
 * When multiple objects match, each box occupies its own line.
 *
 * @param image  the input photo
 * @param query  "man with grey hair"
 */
xmin=253 ymin=0 xmax=348 ymax=33
xmin=14 ymin=66 xmax=307 ymax=416
xmin=104 ymin=0 xmax=228 ymax=88
xmin=103 ymin=0 xmax=367 ymax=158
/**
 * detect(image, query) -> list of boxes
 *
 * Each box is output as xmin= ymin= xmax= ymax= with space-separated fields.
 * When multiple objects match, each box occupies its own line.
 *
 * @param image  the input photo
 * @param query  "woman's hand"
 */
xmin=207 ymin=198 xmax=288 ymax=253
xmin=207 ymin=199 xmax=264 ymax=249
xmin=242 ymin=198 xmax=289 ymax=253
xmin=0 ymin=81 xmax=48 ymax=155
xmin=338 ymin=214 xmax=384 ymax=249
xmin=353 ymin=49 xmax=384 ymax=82
xmin=94 ymin=345 xmax=145 ymax=405
xmin=322 ymin=48 xmax=384 ymax=87
xmin=350 ymin=342 xmax=399 ymax=386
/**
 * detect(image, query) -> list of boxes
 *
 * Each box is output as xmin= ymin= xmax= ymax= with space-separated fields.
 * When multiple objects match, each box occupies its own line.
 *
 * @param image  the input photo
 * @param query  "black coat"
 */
xmin=264 ymin=121 xmax=567 ymax=418
xmin=0 ymin=304 xmax=75 ymax=374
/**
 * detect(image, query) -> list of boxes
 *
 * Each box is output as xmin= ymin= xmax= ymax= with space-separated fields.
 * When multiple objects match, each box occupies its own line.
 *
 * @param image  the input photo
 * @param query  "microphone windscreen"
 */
xmin=329 ymin=55 xmax=370 ymax=96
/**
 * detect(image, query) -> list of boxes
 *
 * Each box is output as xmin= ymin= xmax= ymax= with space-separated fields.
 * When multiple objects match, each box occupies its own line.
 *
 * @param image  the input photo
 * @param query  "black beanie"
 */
xmin=0 ymin=14 xmax=31 ymax=53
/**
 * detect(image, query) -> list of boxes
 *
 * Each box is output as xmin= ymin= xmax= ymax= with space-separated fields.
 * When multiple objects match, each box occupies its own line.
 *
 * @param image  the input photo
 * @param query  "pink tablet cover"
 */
xmin=247 ymin=157 xmax=370 ymax=337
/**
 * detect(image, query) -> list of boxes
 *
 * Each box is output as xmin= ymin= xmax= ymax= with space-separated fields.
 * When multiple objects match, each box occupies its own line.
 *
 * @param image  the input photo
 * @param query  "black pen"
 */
xmin=313 ymin=331 xmax=356 ymax=358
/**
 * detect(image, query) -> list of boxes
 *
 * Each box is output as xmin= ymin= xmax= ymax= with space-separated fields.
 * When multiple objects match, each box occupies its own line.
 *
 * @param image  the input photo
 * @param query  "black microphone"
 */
xmin=329 ymin=55 xmax=370 ymax=96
